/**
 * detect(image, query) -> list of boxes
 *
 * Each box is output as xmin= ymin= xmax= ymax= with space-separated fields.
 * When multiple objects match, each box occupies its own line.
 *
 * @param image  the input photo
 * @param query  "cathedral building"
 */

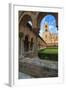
xmin=42 ymin=23 xmax=58 ymax=46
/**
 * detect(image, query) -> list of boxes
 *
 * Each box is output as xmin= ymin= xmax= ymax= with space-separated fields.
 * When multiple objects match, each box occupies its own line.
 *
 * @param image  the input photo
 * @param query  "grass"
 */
xmin=38 ymin=47 xmax=58 ymax=61
xmin=40 ymin=47 xmax=58 ymax=54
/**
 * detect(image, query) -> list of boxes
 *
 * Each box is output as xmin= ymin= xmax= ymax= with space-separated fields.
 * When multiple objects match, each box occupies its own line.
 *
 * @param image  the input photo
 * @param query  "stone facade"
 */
xmin=42 ymin=24 xmax=58 ymax=46
xmin=19 ymin=22 xmax=46 ymax=58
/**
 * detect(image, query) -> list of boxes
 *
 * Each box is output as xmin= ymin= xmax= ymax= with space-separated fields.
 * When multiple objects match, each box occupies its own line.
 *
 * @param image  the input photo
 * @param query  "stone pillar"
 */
xmin=19 ymin=38 xmax=22 ymax=58
xmin=32 ymin=28 xmax=40 ymax=56
xmin=19 ymin=38 xmax=24 ymax=59
xmin=21 ymin=39 xmax=23 ymax=56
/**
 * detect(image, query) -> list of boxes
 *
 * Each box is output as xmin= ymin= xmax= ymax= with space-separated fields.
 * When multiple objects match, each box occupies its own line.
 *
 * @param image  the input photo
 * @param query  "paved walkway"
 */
xmin=19 ymin=72 xmax=33 ymax=79
xmin=19 ymin=57 xmax=58 ymax=70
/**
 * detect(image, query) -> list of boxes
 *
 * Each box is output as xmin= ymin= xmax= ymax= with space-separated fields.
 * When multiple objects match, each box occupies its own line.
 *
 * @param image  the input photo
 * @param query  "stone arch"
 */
xmin=19 ymin=14 xmax=33 ymax=26
xmin=19 ymin=11 xmax=38 ymax=28
xmin=37 ymin=12 xmax=58 ymax=31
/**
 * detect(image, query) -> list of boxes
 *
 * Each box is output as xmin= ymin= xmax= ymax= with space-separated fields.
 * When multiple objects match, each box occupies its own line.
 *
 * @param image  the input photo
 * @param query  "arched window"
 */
xmin=28 ymin=21 xmax=32 ymax=26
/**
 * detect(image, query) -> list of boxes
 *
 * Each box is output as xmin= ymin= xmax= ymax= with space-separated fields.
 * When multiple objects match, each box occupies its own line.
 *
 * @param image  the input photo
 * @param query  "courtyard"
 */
xmin=19 ymin=11 xmax=58 ymax=79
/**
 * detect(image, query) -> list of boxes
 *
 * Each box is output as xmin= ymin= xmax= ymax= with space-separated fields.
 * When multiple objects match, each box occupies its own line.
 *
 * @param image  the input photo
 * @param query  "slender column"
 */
xmin=21 ymin=38 xmax=23 ymax=56
xmin=19 ymin=38 xmax=23 ymax=58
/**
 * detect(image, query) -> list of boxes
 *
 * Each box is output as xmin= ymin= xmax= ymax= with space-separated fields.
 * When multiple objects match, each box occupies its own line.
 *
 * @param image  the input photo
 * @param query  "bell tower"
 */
xmin=44 ymin=23 xmax=49 ymax=31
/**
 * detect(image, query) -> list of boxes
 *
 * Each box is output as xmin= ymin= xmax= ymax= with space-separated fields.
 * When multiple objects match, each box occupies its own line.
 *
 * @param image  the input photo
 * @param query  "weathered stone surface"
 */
xmin=19 ymin=62 xmax=58 ymax=78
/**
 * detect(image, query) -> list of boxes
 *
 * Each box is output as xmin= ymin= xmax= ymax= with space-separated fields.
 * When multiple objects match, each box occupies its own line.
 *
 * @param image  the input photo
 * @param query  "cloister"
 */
xmin=19 ymin=11 xmax=58 ymax=58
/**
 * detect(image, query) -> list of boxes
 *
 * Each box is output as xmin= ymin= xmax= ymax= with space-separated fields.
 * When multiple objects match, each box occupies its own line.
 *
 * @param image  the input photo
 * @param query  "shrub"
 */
xmin=38 ymin=47 xmax=58 ymax=61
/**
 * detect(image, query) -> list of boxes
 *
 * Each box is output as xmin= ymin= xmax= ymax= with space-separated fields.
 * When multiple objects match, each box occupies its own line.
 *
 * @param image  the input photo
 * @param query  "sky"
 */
xmin=39 ymin=15 xmax=58 ymax=37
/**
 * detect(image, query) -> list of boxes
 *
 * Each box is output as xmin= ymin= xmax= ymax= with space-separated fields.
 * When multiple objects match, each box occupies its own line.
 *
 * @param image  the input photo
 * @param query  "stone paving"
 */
xmin=19 ymin=72 xmax=33 ymax=79
xmin=19 ymin=57 xmax=58 ymax=70
xmin=19 ymin=56 xmax=58 ymax=79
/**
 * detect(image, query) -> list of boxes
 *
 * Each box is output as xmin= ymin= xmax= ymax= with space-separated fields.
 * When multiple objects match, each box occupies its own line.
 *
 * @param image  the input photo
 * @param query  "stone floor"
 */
xmin=19 ymin=72 xmax=33 ymax=79
xmin=19 ymin=57 xmax=58 ymax=79
xmin=19 ymin=57 xmax=58 ymax=70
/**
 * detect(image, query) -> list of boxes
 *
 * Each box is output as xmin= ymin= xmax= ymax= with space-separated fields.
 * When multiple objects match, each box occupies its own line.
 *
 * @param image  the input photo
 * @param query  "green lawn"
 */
xmin=38 ymin=47 xmax=58 ymax=61
xmin=40 ymin=47 xmax=58 ymax=54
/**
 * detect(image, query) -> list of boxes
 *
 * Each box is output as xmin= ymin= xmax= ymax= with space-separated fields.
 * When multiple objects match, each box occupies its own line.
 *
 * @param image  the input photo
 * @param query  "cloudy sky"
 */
xmin=39 ymin=15 xmax=58 ymax=36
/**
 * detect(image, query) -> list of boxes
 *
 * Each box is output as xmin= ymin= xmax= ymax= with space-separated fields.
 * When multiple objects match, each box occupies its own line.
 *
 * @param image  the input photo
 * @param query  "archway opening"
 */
xmin=39 ymin=14 xmax=58 ymax=37
xmin=24 ymin=35 xmax=29 ymax=51
xmin=19 ymin=14 xmax=33 ymax=56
